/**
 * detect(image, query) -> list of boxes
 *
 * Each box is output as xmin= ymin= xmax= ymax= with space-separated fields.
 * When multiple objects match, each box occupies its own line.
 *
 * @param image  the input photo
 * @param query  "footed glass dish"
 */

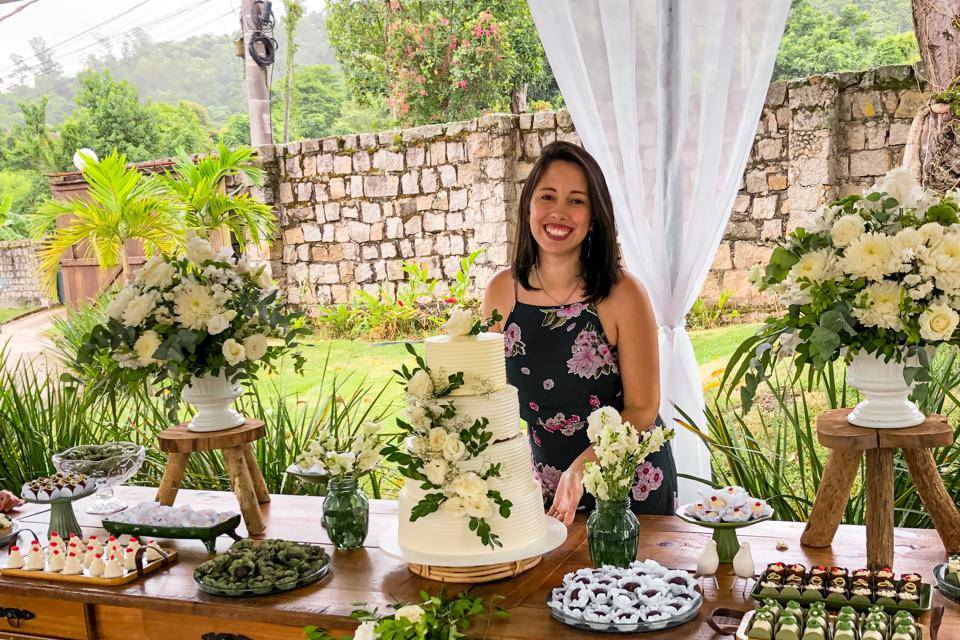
xmin=52 ymin=442 xmax=146 ymax=515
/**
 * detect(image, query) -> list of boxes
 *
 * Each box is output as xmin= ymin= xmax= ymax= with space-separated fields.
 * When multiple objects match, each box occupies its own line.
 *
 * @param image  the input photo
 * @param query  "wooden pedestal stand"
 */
xmin=407 ymin=555 xmax=542 ymax=584
xmin=155 ymin=420 xmax=270 ymax=537
xmin=800 ymin=409 xmax=960 ymax=569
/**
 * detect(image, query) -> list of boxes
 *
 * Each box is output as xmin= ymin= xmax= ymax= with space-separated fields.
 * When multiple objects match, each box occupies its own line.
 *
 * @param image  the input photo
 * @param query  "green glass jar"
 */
xmin=321 ymin=477 xmax=369 ymax=550
xmin=587 ymin=498 xmax=639 ymax=567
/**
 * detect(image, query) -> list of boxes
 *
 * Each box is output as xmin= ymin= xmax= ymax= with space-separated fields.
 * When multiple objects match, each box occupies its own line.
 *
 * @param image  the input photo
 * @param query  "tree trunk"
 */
xmin=906 ymin=1 xmax=960 ymax=189
xmin=510 ymin=83 xmax=529 ymax=114
xmin=119 ymin=245 xmax=132 ymax=285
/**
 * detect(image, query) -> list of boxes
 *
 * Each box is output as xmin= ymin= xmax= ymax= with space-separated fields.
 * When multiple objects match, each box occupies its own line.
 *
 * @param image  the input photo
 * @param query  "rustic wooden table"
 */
xmin=1 ymin=485 xmax=957 ymax=640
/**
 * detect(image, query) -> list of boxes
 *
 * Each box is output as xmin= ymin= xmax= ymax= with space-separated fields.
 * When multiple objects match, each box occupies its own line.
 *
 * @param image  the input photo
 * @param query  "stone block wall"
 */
xmin=263 ymin=63 xmax=927 ymax=310
xmin=0 ymin=240 xmax=53 ymax=307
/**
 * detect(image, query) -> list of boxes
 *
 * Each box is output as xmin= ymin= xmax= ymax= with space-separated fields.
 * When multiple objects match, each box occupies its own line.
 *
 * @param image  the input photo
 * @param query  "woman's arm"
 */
xmin=0 ymin=490 xmax=22 ymax=512
xmin=608 ymin=275 xmax=661 ymax=429
xmin=481 ymin=269 xmax=515 ymax=333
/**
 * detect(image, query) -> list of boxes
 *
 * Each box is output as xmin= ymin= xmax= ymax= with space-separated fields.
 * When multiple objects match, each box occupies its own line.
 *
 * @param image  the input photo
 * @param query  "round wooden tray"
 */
xmin=408 ymin=554 xmax=542 ymax=584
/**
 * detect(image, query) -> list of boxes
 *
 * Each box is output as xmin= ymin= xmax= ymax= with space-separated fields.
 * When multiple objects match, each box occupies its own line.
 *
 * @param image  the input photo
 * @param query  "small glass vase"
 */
xmin=321 ymin=476 xmax=369 ymax=550
xmin=587 ymin=498 xmax=639 ymax=568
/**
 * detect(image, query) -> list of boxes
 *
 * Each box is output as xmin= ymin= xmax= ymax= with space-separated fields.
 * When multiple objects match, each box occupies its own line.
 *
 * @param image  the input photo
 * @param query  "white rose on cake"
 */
xmin=406 ymin=370 xmax=434 ymax=398
xmin=405 ymin=405 xmax=431 ymax=431
xmin=830 ymin=214 xmax=866 ymax=247
xmin=395 ymin=605 xmax=425 ymax=624
xmin=444 ymin=307 xmax=475 ymax=337
xmin=443 ymin=496 xmax=468 ymax=516
xmin=222 ymin=338 xmax=246 ymax=365
xmin=451 ymin=472 xmax=487 ymax=498
xmin=424 ymin=458 xmax=448 ymax=485
xmin=919 ymin=303 xmax=960 ymax=341
xmin=427 ymin=427 xmax=447 ymax=451
xmin=465 ymin=495 xmax=492 ymax=519
xmin=442 ymin=435 xmax=467 ymax=462
xmin=243 ymin=334 xmax=268 ymax=361
xmin=133 ymin=330 xmax=162 ymax=366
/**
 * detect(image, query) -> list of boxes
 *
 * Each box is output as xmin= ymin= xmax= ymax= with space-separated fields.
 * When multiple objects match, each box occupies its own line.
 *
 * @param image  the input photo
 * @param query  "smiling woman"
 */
xmin=482 ymin=141 xmax=677 ymax=527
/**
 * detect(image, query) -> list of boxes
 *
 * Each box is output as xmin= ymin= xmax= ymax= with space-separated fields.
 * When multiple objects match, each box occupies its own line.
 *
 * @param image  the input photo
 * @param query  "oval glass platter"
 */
xmin=546 ymin=590 xmax=702 ymax=634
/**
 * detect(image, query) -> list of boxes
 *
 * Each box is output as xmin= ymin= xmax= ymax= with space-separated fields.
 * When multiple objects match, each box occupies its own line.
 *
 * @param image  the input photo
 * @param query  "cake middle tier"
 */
xmin=446 ymin=385 xmax=520 ymax=443
xmin=424 ymin=332 xmax=505 ymax=396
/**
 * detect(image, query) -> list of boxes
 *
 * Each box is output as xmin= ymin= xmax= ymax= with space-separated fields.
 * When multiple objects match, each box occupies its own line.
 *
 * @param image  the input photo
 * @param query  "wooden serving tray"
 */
xmin=0 ymin=547 xmax=178 ymax=586
xmin=734 ymin=610 xmax=928 ymax=640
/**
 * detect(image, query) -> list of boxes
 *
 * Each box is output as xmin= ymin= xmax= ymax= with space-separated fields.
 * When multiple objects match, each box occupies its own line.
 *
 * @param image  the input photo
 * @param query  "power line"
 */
xmin=0 ymin=0 xmax=40 ymax=24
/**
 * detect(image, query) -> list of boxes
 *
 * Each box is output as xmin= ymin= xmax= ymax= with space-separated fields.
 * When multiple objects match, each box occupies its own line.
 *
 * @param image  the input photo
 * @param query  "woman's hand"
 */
xmin=0 ymin=490 xmax=23 ymax=513
xmin=547 ymin=462 xmax=584 ymax=526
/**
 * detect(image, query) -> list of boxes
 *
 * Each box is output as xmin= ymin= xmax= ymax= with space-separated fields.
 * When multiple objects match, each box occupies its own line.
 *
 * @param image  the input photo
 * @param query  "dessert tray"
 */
xmin=752 ymin=563 xmax=931 ymax=613
xmin=546 ymin=560 xmax=702 ymax=634
xmin=733 ymin=600 xmax=927 ymax=640
xmin=933 ymin=563 xmax=960 ymax=604
xmin=0 ymin=518 xmax=20 ymax=548
xmin=102 ymin=503 xmax=242 ymax=554
xmin=1 ymin=534 xmax=177 ymax=586
xmin=193 ymin=539 xmax=331 ymax=597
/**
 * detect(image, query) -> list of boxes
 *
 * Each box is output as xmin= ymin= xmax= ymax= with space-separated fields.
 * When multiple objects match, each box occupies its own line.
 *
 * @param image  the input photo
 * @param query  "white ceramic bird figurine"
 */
xmin=695 ymin=539 xmax=720 ymax=590
xmin=731 ymin=541 xmax=756 ymax=596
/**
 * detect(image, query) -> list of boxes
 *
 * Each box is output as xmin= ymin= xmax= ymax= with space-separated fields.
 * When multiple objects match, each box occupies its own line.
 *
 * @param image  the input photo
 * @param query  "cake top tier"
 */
xmin=424 ymin=332 xmax=506 ymax=396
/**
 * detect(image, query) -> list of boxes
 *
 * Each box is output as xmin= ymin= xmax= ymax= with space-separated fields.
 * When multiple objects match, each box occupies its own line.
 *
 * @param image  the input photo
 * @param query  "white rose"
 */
xmin=451 ymin=472 xmax=487 ymax=498
xmin=877 ymin=166 xmax=923 ymax=208
xmin=122 ymin=292 xmax=157 ymax=327
xmin=409 ymin=436 xmax=427 ymax=456
xmin=206 ymin=313 xmax=231 ymax=335
xmin=222 ymin=338 xmax=246 ymax=365
xmin=587 ymin=406 xmax=622 ymax=443
xmin=831 ymin=214 xmax=866 ymax=247
xmin=136 ymin=255 xmax=175 ymax=289
xmin=920 ymin=222 xmax=945 ymax=244
xmin=243 ymin=334 xmax=268 ymax=361
xmin=444 ymin=307 xmax=475 ymax=337
xmin=443 ymin=496 xmax=468 ymax=517
xmin=465 ymin=494 xmax=492 ymax=519
xmin=133 ymin=330 xmax=162 ymax=366
xmin=442 ymin=435 xmax=467 ymax=462
xmin=106 ymin=286 xmax=137 ymax=320
xmin=919 ymin=303 xmax=960 ymax=342
xmin=427 ymin=427 xmax=447 ymax=451
xmin=185 ymin=233 xmax=216 ymax=263
xmin=354 ymin=621 xmax=377 ymax=640
xmin=395 ymin=604 xmax=425 ymax=624
xmin=362 ymin=420 xmax=380 ymax=435
xmin=424 ymin=458 xmax=448 ymax=485
xmin=406 ymin=370 xmax=434 ymax=398
xmin=404 ymin=405 xmax=431 ymax=431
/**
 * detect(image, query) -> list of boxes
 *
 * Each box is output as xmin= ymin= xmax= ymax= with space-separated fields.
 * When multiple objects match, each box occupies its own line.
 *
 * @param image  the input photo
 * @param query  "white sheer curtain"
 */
xmin=528 ymin=0 xmax=789 ymax=503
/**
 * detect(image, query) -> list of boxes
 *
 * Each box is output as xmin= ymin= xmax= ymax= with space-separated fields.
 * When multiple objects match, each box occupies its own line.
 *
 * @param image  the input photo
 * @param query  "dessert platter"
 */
xmin=52 ymin=442 xmax=146 ymax=514
xmin=547 ymin=559 xmax=703 ymax=633
xmin=20 ymin=472 xmax=97 ymax=537
xmin=753 ymin=563 xmax=931 ymax=612
xmin=676 ymin=486 xmax=773 ymax=563
xmin=0 ymin=512 xmax=19 ymax=548
xmin=933 ymin=555 xmax=960 ymax=604
xmin=103 ymin=501 xmax=242 ymax=554
xmin=1 ymin=532 xmax=177 ymax=585
xmin=193 ymin=538 xmax=330 ymax=597
xmin=736 ymin=599 xmax=927 ymax=639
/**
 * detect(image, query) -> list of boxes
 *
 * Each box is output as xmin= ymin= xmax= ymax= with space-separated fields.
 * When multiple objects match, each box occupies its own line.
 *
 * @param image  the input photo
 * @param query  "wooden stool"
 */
xmin=800 ymin=409 xmax=960 ymax=568
xmin=155 ymin=419 xmax=270 ymax=537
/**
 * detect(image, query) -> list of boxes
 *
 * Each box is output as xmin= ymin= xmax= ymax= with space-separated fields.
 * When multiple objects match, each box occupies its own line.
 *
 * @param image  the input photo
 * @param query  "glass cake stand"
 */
xmin=52 ymin=442 xmax=146 ymax=514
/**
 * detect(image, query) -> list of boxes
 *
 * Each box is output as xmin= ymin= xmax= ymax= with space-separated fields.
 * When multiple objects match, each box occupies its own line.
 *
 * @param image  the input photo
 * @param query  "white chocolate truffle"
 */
xmin=62 ymin=552 xmax=82 ymax=575
xmin=5 ymin=546 xmax=24 ymax=569
xmin=102 ymin=554 xmax=123 ymax=579
xmin=47 ymin=550 xmax=65 ymax=572
xmin=88 ymin=554 xmax=105 ymax=577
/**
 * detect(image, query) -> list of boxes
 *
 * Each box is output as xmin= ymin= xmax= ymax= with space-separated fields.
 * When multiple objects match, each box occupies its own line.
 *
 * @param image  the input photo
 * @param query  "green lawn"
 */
xmin=690 ymin=323 xmax=760 ymax=365
xmin=0 ymin=304 xmax=37 ymax=325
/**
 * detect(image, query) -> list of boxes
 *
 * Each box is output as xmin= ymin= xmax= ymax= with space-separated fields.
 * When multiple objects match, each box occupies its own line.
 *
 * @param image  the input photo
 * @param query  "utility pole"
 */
xmin=241 ymin=0 xmax=273 ymax=146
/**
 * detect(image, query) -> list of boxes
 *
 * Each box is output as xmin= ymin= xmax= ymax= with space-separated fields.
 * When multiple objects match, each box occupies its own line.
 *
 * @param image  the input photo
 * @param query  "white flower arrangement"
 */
xmin=581 ymin=407 xmax=673 ymax=503
xmin=295 ymin=420 xmax=382 ymax=479
xmin=734 ymin=167 xmax=960 ymax=410
xmin=78 ymin=234 xmax=309 ymax=409
xmin=382 ymin=308 xmax=510 ymax=548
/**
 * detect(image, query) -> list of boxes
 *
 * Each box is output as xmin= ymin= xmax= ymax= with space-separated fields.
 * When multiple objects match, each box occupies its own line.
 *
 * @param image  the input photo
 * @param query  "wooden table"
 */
xmin=1 ymin=486 xmax=957 ymax=640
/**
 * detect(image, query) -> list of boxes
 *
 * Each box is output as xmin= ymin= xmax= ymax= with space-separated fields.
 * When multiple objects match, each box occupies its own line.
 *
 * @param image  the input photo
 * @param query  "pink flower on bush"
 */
xmin=458 ymin=80 xmax=467 ymax=89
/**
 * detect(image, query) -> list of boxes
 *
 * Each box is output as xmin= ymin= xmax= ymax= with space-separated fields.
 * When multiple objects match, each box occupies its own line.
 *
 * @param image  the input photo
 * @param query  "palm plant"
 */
xmin=156 ymin=144 xmax=275 ymax=253
xmin=30 ymin=151 xmax=183 ymax=294
xmin=0 ymin=194 xmax=27 ymax=241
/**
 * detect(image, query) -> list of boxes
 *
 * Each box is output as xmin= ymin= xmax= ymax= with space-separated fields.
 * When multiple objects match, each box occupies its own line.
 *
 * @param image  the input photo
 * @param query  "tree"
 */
xmin=217 ymin=113 xmax=252 ymax=147
xmin=31 ymin=151 xmax=183 ymax=293
xmin=0 ymin=170 xmax=46 ymax=240
xmin=1 ymin=97 xmax=60 ymax=173
xmin=56 ymin=71 xmax=160 ymax=169
xmin=281 ymin=0 xmax=305 ymax=143
xmin=150 ymin=100 xmax=213 ymax=157
xmin=279 ymin=64 xmax=347 ymax=140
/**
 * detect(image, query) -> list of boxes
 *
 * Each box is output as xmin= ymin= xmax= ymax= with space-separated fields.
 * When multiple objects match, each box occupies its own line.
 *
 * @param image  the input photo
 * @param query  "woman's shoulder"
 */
xmin=605 ymin=271 xmax=650 ymax=307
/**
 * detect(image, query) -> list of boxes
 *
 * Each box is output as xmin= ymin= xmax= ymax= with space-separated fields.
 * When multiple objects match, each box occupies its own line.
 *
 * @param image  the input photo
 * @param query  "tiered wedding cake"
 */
xmin=395 ymin=313 xmax=549 ymax=557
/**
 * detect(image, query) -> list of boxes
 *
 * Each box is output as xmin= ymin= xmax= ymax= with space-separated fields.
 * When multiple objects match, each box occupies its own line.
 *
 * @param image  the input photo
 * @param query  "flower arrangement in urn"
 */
xmin=581 ymin=407 xmax=673 ymax=567
xmin=732 ymin=167 xmax=960 ymax=428
xmin=77 ymin=233 xmax=309 ymax=431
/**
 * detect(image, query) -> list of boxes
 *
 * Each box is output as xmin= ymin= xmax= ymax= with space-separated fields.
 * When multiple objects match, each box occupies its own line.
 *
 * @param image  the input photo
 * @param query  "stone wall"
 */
xmin=265 ymin=63 xmax=927 ymax=309
xmin=0 ymin=240 xmax=52 ymax=307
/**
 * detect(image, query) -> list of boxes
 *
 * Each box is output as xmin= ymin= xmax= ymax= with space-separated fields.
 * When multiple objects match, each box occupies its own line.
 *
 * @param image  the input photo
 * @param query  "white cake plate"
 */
xmin=378 ymin=516 xmax=567 ymax=567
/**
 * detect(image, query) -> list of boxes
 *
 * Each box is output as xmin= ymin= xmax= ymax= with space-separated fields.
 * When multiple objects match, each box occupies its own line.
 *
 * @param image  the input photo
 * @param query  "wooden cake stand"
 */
xmin=800 ymin=409 xmax=960 ymax=569
xmin=407 ymin=556 xmax=543 ymax=584
xmin=155 ymin=419 xmax=269 ymax=537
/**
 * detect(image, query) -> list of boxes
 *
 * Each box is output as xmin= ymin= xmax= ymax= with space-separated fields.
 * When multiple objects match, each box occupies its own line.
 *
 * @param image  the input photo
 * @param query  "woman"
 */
xmin=482 ymin=141 xmax=677 ymax=526
xmin=0 ymin=490 xmax=22 ymax=513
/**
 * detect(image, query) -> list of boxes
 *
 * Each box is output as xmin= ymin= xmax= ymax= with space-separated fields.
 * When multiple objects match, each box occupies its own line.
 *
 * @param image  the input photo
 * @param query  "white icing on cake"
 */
xmin=447 ymin=385 xmax=520 ymax=443
xmin=424 ymin=332 xmax=506 ymax=396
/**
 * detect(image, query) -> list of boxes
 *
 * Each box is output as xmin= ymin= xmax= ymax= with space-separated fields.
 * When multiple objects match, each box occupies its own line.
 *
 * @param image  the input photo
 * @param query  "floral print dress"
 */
xmin=504 ymin=300 xmax=678 ymax=515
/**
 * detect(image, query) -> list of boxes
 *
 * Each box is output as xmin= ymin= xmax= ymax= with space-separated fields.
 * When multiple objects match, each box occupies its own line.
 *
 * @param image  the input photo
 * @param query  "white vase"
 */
xmin=181 ymin=373 xmax=246 ymax=433
xmin=846 ymin=351 xmax=924 ymax=429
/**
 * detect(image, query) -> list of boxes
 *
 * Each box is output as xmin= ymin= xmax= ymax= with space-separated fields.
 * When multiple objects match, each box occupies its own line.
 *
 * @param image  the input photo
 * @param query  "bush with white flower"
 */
xmin=731 ymin=167 xmax=960 ymax=411
xmin=295 ymin=420 xmax=382 ymax=480
xmin=78 ymin=234 xmax=309 ymax=412
xmin=581 ymin=406 xmax=673 ymax=503
xmin=381 ymin=307 xmax=510 ymax=548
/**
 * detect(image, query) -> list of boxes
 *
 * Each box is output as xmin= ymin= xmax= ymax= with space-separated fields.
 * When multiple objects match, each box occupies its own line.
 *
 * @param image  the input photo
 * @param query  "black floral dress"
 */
xmin=503 ymin=300 xmax=678 ymax=515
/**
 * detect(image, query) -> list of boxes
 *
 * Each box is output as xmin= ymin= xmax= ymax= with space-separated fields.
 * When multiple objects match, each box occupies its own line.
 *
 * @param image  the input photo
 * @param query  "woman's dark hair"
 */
xmin=512 ymin=140 xmax=621 ymax=303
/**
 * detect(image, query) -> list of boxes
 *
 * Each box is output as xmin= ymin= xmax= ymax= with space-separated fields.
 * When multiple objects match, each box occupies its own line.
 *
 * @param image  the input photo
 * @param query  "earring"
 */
xmin=586 ymin=231 xmax=593 ymax=258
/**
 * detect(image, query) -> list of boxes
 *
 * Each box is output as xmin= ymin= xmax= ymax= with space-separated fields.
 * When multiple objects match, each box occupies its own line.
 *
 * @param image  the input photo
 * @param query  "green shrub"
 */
xmin=686 ymin=290 xmax=742 ymax=330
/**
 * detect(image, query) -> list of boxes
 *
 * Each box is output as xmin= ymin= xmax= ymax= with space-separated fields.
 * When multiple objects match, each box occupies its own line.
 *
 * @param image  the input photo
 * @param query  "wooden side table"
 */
xmin=800 ymin=408 xmax=960 ymax=568
xmin=155 ymin=419 xmax=270 ymax=536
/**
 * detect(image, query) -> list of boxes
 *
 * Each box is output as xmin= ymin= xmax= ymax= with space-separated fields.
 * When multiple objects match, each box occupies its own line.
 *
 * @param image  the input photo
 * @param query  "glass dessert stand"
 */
xmin=675 ymin=504 xmax=772 ymax=563
xmin=53 ymin=442 xmax=146 ymax=515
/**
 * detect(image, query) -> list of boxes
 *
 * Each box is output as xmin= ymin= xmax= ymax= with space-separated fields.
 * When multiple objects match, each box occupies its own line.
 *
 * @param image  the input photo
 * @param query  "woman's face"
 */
xmin=528 ymin=160 xmax=591 ymax=258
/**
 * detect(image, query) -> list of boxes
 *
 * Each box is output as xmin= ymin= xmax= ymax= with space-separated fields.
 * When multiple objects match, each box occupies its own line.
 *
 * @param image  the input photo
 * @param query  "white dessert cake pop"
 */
xmin=88 ymin=553 xmax=105 ymax=577
xmin=24 ymin=545 xmax=44 ymax=571
xmin=47 ymin=549 xmax=65 ymax=572
xmin=126 ymin=536 xmax=141 ymax=553
xmin=83 ymin=545 xmax=96 ymax=568
xmin=62 ymin=551 xmax=82 ymax=575
xmin=86 ymin=535 xmax=103 ymax=555
xmin=123 ymin=547 xmax=138 ymax=571
xmin=144 ymin=541 xmax=163 ymax=562
xmin=5 ymin=546 xmax=24 ymax=569
xmin=106 ymin=536 xmax=121 ymax=556
xmin=103 ymin=554 xmax=123 ymax=579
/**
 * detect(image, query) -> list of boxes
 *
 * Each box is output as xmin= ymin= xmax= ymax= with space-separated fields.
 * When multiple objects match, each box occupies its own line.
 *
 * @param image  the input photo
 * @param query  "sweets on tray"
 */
xmin=546 ymin=559 xmax=700 ymax=626
xmin=54 ymin=442 xmax=134 ymax=462
xmin=746 ymin=599 xmax=920 ymax=640
xmin=4 ymin=532 xmax=166 ymax=578
xmin=758 ymin=563 xmax=926 ymax=606
xmin=108 ymin=501 xmax=237 ymax=528
xmin=21 ymin=472 xmax=95 ymax=501
xmin=942 ymin=555 xmax=960 ymax=587
xmin=681 ymin=485 xmax=773 ymax=523
xmin=193 ymin=539 xmax=328 ymax=592
xmin=0 ymin=513 xmax=11 ymax=532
